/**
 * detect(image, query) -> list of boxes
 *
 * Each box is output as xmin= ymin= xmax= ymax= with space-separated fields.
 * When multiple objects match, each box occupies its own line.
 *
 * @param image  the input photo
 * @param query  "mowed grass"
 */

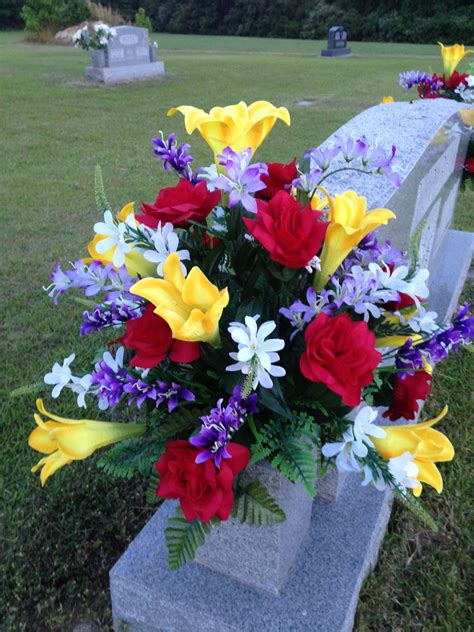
xmin=1 ymin=30 xmax=473 ymax=630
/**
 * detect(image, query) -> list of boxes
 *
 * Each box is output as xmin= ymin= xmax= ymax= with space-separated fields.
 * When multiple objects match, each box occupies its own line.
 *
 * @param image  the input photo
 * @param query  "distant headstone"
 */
xmin=84 ymin=26 xmax=164 ymax=84
xmin=321 ymin=26 xmax=351 ymax=57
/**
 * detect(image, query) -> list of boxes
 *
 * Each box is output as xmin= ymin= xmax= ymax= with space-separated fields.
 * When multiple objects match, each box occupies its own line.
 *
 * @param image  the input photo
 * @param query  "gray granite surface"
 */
xmin=110 ymin=475 xmax=392 ymax=631
xmin=85 ymin=62 xmax=165 ymax=84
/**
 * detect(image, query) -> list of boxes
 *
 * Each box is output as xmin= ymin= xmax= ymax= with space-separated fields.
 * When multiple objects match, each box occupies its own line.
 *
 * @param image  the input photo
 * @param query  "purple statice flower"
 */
xmin=152 ymin=132 xmax=199 ymax=182
xmin=395 ymin=339 xmax=424 ymax=378
xmin=209 ymin=147 xmax=268 ymax=213
xmin=399 ymin=70 xmax=431 ymax=90
xmin=292 ymin=168 xmax=323 ymax=193
xmin=190 ymin=387 xmax=258 ymax=468
xmin=305 ymin=145 xmax=341 ymax=171
xmin=123 ymin=375 xmax=158 ymax=408
xmin=91 ymin=347 xmax=128 ymax=410
xmin=44 ymin=262 xmax=77 ymax=303
xmin=80 ymin=300 xmax=144 ymax=336
xmin=156 ymin=381 xmax=195 ymax=413
xmin=334 ymin=135 xmax=368 ymax=162
xmin=420 ymin=302 xmax=474 ymax=361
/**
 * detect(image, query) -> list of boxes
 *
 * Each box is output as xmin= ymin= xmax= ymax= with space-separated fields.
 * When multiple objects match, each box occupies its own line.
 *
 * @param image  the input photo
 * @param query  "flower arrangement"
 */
xmin=31 ymin=100 xmax=473 ymax=569
xmin=73 ymin=22 xmax=117 ymax=50
xmin=399 ymin=42 xmax=474 ymax=102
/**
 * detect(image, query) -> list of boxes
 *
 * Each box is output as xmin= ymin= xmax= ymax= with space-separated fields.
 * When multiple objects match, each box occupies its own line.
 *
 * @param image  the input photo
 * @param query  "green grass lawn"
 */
xmin=1 ymin=30 xmax=473 ymax=630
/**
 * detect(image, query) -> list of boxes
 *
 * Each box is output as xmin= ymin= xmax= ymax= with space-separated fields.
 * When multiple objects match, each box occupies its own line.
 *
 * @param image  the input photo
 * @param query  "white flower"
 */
xmin=226 ymin=315 xmax=286 ymax=389
xmin=399 ymin=305 xmax=438 ymax=334
xmin=387 ymin=452 xmax=420 ymax=493
xmin=93 ymin=210 xmax=136 ymax=268
xmin=44 ymin=353 xmax=75 ymax=398
xmin=305 ymin=255 xmax=321 ymax=273
xmin=322 ymin=406 xmax=387 ymax=473
xmin=143 ymin=222 xmax=190 ymax=277
xmin=368 ymin=262 xmax=429 ymax=307
xmin=70 ymin=374 xmax=93 ymax=408
xmin=100 ymin=346 xmax=125 ymax=373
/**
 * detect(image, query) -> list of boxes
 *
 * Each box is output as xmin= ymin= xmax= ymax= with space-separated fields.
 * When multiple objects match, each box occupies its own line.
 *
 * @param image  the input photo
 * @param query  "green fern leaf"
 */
xmin=232 ymin=480 xmax=286 ymax=526
xmin=94 ymin=164 xmax=111 ymax=213
xmin=165 ymin=508 xmax=218 ymax=570
xmin=97 ymin=436 xmax=164 ymax=479
xmin=153 ymin=407 xmax=202 ymax=439
xmin=272 ymin=437 xmax=316 ymax=497
xmin=145 ymin=469 xmax=162 ymax=506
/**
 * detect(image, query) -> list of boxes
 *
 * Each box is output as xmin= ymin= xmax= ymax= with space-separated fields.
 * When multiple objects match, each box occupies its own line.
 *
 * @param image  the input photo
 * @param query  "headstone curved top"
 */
xmin=321 ymin=25 xmax=351 ymax=57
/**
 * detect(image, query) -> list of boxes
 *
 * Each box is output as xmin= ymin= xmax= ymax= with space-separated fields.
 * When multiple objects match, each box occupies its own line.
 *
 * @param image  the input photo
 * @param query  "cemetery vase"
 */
xmin=149 ymin=45 xmax=157 ymax=62
xmin=194 ymin=459 xmax=317 ymax=595
xmin=91 ymin=48 xmax=108 ymax=68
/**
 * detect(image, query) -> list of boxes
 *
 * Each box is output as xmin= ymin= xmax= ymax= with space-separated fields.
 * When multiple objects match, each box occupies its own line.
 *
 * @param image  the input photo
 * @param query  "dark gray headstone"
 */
xmin=107 ymin=26 xmax=150 ymax=67
xmin=321 ymin=26 xmax=351 ymax=57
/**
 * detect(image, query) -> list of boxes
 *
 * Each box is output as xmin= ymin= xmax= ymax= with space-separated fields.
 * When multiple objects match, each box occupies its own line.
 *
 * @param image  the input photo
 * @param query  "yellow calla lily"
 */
xmin=131 ymin=253 xmax=229 ymax=346
xmin=314 ymin=191 xmax=396 ymax=290
xmin=381 ymin=96 xmax=394 ymax=103
xmin=438 ymin=42 xmax=474 ymax=79
xmin=86 ymin=202 xmax=156 ymax=278
xmin=168 ymin=100 xmax=291 ymax=159
xmin=460 ymin=109 xmax=474 ymax=127
xmin=373 ymin=406 xmax=454 ymax=496
xmin=375 ymin=334 xmax=422 ymax=348
xmin=29 ymin=399 xmax=147 ymax=486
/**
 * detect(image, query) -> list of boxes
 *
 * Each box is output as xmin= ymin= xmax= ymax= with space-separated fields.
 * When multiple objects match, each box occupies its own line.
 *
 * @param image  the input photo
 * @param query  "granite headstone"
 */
xmin=85 ymin=26 xmax=165 ymax=84
xmin=321 ymin=26 xmax=351 ymax=57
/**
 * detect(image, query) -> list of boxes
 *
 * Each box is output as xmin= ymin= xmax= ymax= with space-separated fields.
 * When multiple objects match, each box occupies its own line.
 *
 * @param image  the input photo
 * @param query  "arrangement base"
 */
xmin=84 ymin=62 xmax=165 ymax=84
xmin=110 ymin=474 xmax=392 ymax=631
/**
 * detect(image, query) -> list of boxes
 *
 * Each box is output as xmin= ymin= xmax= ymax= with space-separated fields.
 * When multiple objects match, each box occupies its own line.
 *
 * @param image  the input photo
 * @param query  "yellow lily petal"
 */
xmin=32 ymin=451 xmax=73 ymax=487
xmin=414 ymin=460 xmax=443 ymax=494
xmin=438 ymin=42 xmax=474 ymax=79
xmin=183 ymin=267 xmax=220 ymax=309
xmin=116 ymin=201 xmax=135 ymax=222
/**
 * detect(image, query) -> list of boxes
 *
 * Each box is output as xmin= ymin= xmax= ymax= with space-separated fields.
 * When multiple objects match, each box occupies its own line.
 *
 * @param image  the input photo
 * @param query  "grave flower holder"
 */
xmin=90 ymin=48 xmax=108 ymax=68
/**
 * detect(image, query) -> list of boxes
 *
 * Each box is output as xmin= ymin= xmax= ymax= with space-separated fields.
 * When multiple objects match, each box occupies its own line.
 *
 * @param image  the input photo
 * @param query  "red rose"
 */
xmin=300 ymin=313 xmax=381 ymax=406
xmin=385 ymin=292 xmax=423 ymax=312
xmin=383 ymin=371 xmax=432 ymax=421
xmin=156 ymin=441 xmax=250 ymax=522
xmin=441 ymin=71 xmax=468 ymax=90
xmin=137 ymin=179 xmax=221 ymax=229
xmin=465 ymin=157 xmax=474 ymax=174
xmin=255 ymin=159 xmax=297 ymax=201
xmin=243 ymin=190 xmax=327 ymax=269
xmin=121 ymin=304 xmax=200 ymax=368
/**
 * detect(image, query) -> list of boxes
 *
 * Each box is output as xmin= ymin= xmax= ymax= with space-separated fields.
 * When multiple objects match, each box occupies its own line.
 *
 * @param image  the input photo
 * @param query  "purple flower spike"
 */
xmin=152 ymin=132 xmax=199 ymax=182
xmin=420 ymin=302 xmax=474 ymax=362
xmin=45 ymin=262 xmax=77 ymax=303
xmin=156 ymin=381 xmax=195 ymax=413
xmin=395 ymin=339 xmax=424 ymax=378
xmin=190 ymin=387 xmax=258 ymax=468
xmin=123 ymin=375 xmax=158 ymax=408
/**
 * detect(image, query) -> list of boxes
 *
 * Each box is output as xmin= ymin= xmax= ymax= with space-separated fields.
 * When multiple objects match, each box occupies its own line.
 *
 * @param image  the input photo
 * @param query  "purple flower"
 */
xmin=152 ymin=132 xmax=199 ymax=182
xmin=420 ymin=302 xmax=474 ymax=361
xmin=395 ymin=339 xmax=424 ymax=378
xmin=91 ymin=347 xmax=128 ymax=410
xmin=190 ymin=387 xmax=258 ymax=468
xmin=156 ymin=381 xmax=195 ymax=413
xmin=209 ymin=147 xmax=268 ymax=213
xmin=105 ymin=266 xmax=136 ymax=301
xmin=365 ymin=145 xmax=401 ymax=187
xmin=45 ymin=262 xmax=77 ymax=303
xmin=123 ymin=375 xmax=158 ymax=408
xmin=76 ymin=260 xmax=113 ymax=297
xmin=292 ymin=168 xmax=323 ymax=193
xmin=335 ymin=135 xmax=367 ymax=162
xmin=282 ymin=287 xmax=334 ymax=328
xmin=278 ymin=307 xmax=306 ymax=340
xmin=305 ymin=145 xmax=341 ymax=171
xmin=80 ymin=300 xmax=144 ymax=336
xmin=399 ymin=70 xmax=431 ymax=90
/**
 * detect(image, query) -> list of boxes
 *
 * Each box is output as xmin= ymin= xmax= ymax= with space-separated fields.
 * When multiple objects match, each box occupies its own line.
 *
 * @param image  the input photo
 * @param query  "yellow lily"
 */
xmin=373 ymin=406 xmax=454 ymax=496
xmin=29 ymin=399 xmax=147 ymax=486
xmin=375 ymin=333 xmax=422 ymax=348
xmin=314 ymin=191 xmax=396 ymax=290
xmin=438 ymin=42 xmax=474 ymax=79
xmin=131 ymin=253 xmax=229 ymax=346
xmin=87 ymin=202 xmax=156 ymax=278
xmin=168 ymin=100 xmax=291 ymax=159
xmin=381 ymin=96 xmax=394 ymax=103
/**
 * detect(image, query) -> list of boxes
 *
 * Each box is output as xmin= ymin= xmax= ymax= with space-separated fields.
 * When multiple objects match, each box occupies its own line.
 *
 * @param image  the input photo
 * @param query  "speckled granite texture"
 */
xmin=110 ymin=475 xmax=392 ymax=631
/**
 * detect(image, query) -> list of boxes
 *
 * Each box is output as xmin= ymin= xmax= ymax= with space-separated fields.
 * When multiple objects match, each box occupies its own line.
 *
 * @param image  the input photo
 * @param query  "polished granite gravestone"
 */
xmin=321 ymin=26 xmax=351 ymax=57
xmin=84 ymin=26 xmax=164 ymax=84
xmin=316 ymin=99 xmax=474 ymax=323
xmin=109 ymin=100 xmax=473 ymax=631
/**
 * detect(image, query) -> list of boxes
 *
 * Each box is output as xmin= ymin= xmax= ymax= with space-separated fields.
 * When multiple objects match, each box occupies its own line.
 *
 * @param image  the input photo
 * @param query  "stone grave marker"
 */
xmin=85 ymin=26 xmax=165 ymax=85
xmin=321 ymin=26 xmax=351 ymax=57
xmin=109 ymin=100 xmax=473 ymax=631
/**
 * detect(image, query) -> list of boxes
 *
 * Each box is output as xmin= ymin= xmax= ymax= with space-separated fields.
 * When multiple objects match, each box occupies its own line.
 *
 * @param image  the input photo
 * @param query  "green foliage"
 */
xmin=272 ymin=436 xmax=316 ymax=496
xmin=153 ymin=405 xmax=203 ymax=439
xmin=97 ymin=435 xmax=165 ymax=479
xmin=134 ymin=7 xmax=153 ymax=32
xmin=232 ymin=479 xmax=286 ymax=526
xmin=145 ymin=469 xmax=162 ymax=505
xmin=94 ymin=164 xmax=110 ymax=213
xmin=396 ymin=490 xmax=439 ymax=533
xmin=165 ymin=507 xmax=218 ymax=570
xmin=21 ymin=0 xmax=89 ymax=34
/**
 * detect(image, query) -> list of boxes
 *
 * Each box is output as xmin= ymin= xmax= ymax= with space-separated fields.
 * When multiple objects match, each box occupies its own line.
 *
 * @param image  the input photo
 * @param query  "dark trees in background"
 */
xmin=2 ymin=0 xmax=474 ymax=44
